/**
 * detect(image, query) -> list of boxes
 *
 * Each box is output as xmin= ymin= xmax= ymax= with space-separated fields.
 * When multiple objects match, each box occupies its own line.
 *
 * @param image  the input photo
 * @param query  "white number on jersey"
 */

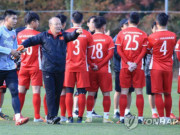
xmin=160 ymin=41 xmax=167 ymax=55
xmin=125 ymin=34 xmax=139 ymax=50
xmin=26 ymin=47 xmax=33 ymax=55
xmin=91 ymin=43 xmax=103 ymax=59
xmin=73 ymin=39 xmax=80 ymax=55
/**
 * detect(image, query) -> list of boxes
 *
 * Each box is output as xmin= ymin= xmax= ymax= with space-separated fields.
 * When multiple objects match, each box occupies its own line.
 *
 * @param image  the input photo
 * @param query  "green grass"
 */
xmin=0 ymin=80 xmax=179 ymax=135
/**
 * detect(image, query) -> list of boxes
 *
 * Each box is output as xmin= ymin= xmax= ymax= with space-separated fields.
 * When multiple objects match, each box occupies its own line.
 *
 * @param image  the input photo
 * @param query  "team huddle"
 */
xmin=0 ymin=9 xmax=180 ymax=125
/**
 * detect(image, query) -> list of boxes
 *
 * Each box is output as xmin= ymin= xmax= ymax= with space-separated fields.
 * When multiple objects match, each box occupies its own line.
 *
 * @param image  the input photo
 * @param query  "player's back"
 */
xmin=119 ymin=27 xmax=147 ymax=61
xmin=17 ymin=28 xmax=41 ymax=70
xmin=66 ymin=27 xmax=93 ymax=72
xmin=148 ymin=30 xmax=176 ymax=71
xmin=89 ymin=32 xmax=114 ymax=73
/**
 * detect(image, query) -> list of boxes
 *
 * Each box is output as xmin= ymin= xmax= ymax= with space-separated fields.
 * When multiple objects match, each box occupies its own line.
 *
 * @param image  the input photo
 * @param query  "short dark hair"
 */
xmin=129 ymin=12 xmax=139 ymax=25
xmin=156 ymin=13 xmax=168 ymax=26
xmin=72 ymin=11 xmax=83 ymax=24
xmin=24 ymin=12 xmax=40 ymax=24
xmin=94 ymin=16 xmax=106 ymax=29
xmin=4 ymin=9 xmax=17 ymax=18
xmin=151 ymin=21 xmax=156 ymax=29
xmin=0 ymin=15 xmax=4 ymax=21
xmin=56 ymin=13 xmax=67 ymax=24
xmin=87 ymin=16 xmax=96 ymax=23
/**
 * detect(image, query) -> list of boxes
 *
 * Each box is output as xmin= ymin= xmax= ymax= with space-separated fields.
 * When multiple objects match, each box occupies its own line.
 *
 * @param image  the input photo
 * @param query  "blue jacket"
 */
xmin=22 ymin=30 xmax=79 ymax=73
xmin=0 ymin=26 xmax=17 ymax=70
xmin=113 ymin=35 xmax=121 ymax=72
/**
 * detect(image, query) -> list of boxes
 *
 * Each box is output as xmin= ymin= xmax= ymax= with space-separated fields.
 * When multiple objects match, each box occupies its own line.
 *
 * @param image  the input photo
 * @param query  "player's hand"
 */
xmin=11 ymin=49 xmax=21 ymax=58
xmin=17 ymin=45 xmax=25 ymax=51
xmin=128 ymin=62 xmax=137 ymax=72
xmin=76 ymin=28 xmax=83 ymax=34
xmin=92 ymin=64 xmax=98 ymax=71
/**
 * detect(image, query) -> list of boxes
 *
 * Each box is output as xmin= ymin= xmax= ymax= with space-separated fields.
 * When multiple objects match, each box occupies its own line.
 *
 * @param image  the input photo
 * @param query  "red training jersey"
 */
xmin=88 ymin=32 xmax=114 ymax=73
xmin=65 ymin=27 xmax=94 ymax=72
xmin=148 ymin=30 xmax=176 ymax=71
xmin=116 ymin=26 xmax=148 ymax=69
xmin=17 ymin=28 xmax=41 ymax=71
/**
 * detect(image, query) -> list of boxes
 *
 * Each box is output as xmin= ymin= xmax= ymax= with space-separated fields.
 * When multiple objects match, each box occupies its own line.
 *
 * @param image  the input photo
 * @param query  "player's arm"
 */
xmin=97 ymin=48 xmax=114 ymax=70
xmin=134 ymin=43 xmax=147 ymax=64
xmin=113 ymin=36 xmax=121 ymax=60
xmin=64 ymin=28 xmax=82 ymax=43
xmin=87 ymin=46 xmax=95 ymax=68
xmin=175 ymin=41 xmax=180 ymax=61
xmin=21 ymin=32 xmax=43 ymax=48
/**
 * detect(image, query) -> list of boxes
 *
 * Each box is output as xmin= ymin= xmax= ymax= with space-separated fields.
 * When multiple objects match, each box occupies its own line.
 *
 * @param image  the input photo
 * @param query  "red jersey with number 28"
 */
xmin=17 ymin=28 xmax=41 ymax=70
xmin=148 ymin=30 xmax=176 ymax=71
xmin=88 ymin=32 xmax=114 ymax=73
xmin=116 ymin=26 xmax=148 ymax=69
xmin=65 ymin=27 xmax=94 ymax=72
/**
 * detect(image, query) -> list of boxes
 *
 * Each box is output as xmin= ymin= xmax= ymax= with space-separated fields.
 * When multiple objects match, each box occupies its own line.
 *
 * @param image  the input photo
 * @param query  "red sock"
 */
xmin=43 ymin=94 xmax=48 ymax=116
xmin=155 ymin=94 xmax=164 ymax=117
xmin=18 ymin=93 xmax=26 ymax=111
xmin=66 ymin=93 xmax=73 ymax=117
xmin=87 ymin=95 xmax=94 ymax=111
xmin=60 ymin=95 xmax=66 ymax=117
xmin=136 ymin=94 xmax=144 ymax=117
xmin=119 ymin=94 xmax=127 ymax=117
xmin=164 ymin=94 xmax=172 ymax=117
xmin=103 ymin=96 xmax=111 ymax=112
xmin=33 ymin=93 xmax=41 ymax=119
xmin=78 ymin=94 xmax=86 ymax=117
xmin=179 ymin=97 xmax=180 ymax=121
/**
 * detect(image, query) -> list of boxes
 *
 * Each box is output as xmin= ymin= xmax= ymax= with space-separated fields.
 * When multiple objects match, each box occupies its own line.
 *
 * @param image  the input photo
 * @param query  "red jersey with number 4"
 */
xmin=66 ymin=27 xmax=94 ymax=72
xmin=116 ymin=26 xmax=148 ymax=69
xmin=88 ymin=33 xmax=114 ymax=73
xmin=17 ymin=28 xmax=41 ymax=70
xmin=148 ymin=30 xmax=176 ymax=71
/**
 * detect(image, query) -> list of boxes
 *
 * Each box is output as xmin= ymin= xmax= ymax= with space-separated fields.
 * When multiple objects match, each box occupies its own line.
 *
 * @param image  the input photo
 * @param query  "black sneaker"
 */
xmin=0 ymin=112 xmax=9 ymax=120
xmin=77 ymin=117 xmax=83 ymax=123
xmin=138 ymin=119 xmax=143 ymax=124
xmin=125 ymin=112 xmax=133 ymax=117
xmin=66 ymin=117 xmax=73 ymax=123
xmin=47 ymin=117 xmax=60 ymax=124
xmin=113 ymin=112 xmax=120 ymax=119
xmin=92 ymin=110 xmax=103 ymax=118
xmin=73 ymin=110 xmax=78 ymax=118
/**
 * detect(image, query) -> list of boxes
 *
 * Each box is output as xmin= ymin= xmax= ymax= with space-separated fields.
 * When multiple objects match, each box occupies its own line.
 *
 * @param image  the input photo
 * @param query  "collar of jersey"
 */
xmin=72 ymin=26 xmax=82 ymax=29
xmin=94 ymin=32 xmax=103 ymax=34
xmin=156 ymin=29 xmax=167 ymax=32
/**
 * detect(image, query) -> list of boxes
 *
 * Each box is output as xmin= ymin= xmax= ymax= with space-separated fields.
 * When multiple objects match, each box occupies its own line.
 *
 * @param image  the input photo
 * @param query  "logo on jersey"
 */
xmin=59 ymin=36 xmax=64 ymax=40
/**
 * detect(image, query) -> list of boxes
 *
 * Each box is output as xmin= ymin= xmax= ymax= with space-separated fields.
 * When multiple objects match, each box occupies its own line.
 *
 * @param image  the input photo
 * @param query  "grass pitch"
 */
xmin=0 ymin=80 xmax=179 ymax=135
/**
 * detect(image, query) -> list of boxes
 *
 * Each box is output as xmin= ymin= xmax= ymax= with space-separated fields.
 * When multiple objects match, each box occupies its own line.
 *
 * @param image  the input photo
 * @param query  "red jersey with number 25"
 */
xmin=88 ymin=32 xmax=114 ymax=73
xmin=17 ymin=28 xmax=41 ymax=70
xmin=66 ymin=27 xmax=94 ymax=72
xmin=148 ymin=30 xmax=176 ymax=71
xmin=116 ymin=26 xmax=148 ymax=69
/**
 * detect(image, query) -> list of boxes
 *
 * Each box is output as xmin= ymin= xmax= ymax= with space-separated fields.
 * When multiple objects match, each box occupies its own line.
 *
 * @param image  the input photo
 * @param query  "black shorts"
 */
xmin=146 ymin=75 xmax=154 ymax=95
xmin=115 ymin=71 xmax=134 ymax=93
xmin=74 ymin=90 xmax=97 ymax=99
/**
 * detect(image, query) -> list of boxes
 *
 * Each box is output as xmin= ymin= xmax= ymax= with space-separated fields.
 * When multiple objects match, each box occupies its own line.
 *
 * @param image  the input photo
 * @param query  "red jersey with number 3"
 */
xmin=65 ymin=27 xmax=94 ymax=72
xmin=116 ymin=26 xmax=148 ymax=69
xmin=17 ymin=28 xmax=41 ymax=70
xmin=88 ymin=32 xmax=114 ymax=73
xmin=148 ymin=30 xmax=176 ymax=71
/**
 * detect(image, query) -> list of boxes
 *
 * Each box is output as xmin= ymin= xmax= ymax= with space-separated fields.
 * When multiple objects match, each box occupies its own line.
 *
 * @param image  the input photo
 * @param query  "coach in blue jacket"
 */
xmin=21 ymin=17 xmax=82 ymax=124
